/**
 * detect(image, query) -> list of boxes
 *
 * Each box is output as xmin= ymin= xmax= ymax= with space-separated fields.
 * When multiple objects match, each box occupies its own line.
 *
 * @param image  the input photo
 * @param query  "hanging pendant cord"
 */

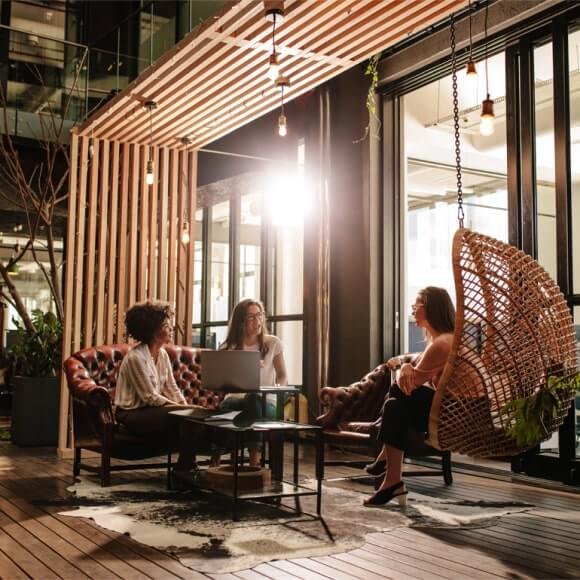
xmin=450 ymin=14 xmax=464 ymax=228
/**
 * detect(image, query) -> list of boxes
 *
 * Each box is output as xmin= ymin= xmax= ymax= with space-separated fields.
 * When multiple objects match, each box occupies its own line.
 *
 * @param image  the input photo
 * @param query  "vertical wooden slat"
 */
xmin=58 ymin=132 xmax=80 ymax=453
xmin=83 ymin=138 xmax=100 ymax=347
xmin=167 ymin=149 xmax=179 ymax=305
xmin=94 ymin=139 xmax=110 ymax=345
xmin=158 ymin=147 xmax=169 ymax=300
xmin=184 ymin=151 xmax=197 ymax=346
xmin=138 ymin=144 xmax=149 ymax=301
xmin=127 ymin=143 xmax=140 ymax=307
xmin=106 ymin=141 xmax=120 ymax=344
xmin=175 ymin=150 xmax=188 ymax=343
xmin=116 ymin=142 xmax=130 ymax=340
xmin=73 ymin=137 xmax=89 ymax=349
xmin=148 ymin=146 xmax=159 ymax=298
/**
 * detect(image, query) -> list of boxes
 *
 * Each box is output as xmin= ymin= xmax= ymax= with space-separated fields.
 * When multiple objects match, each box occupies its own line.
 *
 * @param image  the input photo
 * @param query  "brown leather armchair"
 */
xmin=64 ymin=344 xmax=224 ymax=486
xmin=317 ymin=362 xmax=452 ymax=484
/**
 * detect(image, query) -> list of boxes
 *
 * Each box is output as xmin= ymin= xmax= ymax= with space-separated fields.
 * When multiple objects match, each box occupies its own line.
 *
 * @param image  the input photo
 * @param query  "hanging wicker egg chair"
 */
xmin=427 ymin=228 xmax=577 ymax=457
xmin=425 ymin=14 xmax=577 ymax=458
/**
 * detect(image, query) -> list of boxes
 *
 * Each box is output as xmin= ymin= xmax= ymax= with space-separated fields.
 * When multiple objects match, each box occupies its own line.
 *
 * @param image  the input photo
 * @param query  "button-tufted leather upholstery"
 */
xmin=64 ymin=343 xmax=225 ymax=486
xmin=317 ymin=363 xmax=452 ymax=484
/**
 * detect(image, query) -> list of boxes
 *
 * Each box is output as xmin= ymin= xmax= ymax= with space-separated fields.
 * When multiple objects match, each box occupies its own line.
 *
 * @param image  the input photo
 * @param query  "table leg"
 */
xmin=294 ymin=392 xmax=299 ymax=423
xmin=316 ymin=429 xmax=323 ymax=516
xmin=293 ymin=427 xmax=299 ymax=484
xmin=270 ymin=431 xmax=284 ymax=482
xmin=233 ymin=433 xmax=239 ymax=521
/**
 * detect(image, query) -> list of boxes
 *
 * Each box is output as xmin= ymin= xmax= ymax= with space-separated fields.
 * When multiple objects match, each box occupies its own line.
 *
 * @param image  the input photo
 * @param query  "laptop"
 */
xmin=200 ymin=350 xmax=261 ymax=392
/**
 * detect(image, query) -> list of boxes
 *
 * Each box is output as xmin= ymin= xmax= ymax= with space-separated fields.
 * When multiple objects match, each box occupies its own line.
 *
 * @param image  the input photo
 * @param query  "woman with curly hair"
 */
xmin=115 ymin=300 xmax=199 ymax=474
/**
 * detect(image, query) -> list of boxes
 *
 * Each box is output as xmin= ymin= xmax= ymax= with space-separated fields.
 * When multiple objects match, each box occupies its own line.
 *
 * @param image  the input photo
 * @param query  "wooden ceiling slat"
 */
xmin=78 ymin=0 xmax=467 ymax=148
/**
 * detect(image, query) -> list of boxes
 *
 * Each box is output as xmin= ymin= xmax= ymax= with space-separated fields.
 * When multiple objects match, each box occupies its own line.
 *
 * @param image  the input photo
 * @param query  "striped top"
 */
xmin=114 ymin=343 xmax=186 ymax=410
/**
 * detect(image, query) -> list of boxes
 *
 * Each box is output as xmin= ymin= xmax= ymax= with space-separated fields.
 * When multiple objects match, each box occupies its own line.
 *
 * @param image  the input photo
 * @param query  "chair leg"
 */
xmin=101 ymin=451 xmax=111 ymax=487
xmin=442 ymin=451 xmax=453 ymax=485
xmin=73 ymin=447 xmax=81 ymax=476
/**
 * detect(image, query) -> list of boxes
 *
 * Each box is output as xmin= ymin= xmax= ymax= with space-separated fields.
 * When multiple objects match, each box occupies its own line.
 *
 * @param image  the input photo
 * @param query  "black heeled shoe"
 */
xmin=364 ymin=459 xmax=387 ymax=476
xmin=363 ymin=481 xmax=408 ymax=507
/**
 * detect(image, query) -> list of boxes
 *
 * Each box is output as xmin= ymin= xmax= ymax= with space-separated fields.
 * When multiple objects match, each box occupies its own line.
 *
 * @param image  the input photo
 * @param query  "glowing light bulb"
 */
xmin=146 ymin=159 xmax=154 ymax=185
xmin=268 ymin=53 xmax=279 ymax=82
xmin=181 ymin=223 xmax=190 ymax=244
xmin=278 ymin=113 xmax=287 ymax=137
xmin=479 ymin=95 xmax=495 ymax=136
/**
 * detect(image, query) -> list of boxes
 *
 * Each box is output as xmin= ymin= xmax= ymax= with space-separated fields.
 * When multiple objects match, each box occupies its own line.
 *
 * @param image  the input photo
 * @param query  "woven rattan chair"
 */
xmin=428 ymin=229 xmax=577 ymax=457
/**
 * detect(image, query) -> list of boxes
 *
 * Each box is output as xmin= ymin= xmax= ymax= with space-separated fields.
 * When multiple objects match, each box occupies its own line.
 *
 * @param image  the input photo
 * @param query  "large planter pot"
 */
xmin=11 ymin=375 xmax=60 ymax=446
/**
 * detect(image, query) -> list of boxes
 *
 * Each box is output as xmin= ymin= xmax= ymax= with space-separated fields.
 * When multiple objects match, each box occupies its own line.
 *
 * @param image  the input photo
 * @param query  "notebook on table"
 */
xmin=200 ymin=350 xmax=261 ymax=392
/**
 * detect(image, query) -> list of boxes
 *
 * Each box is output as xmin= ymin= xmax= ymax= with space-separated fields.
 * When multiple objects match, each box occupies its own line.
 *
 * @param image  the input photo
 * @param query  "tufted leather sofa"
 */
xmin=317 ymin=363 xmax=452 ymax=484
xmin=64 ymin=343 xmax=225 ymax=486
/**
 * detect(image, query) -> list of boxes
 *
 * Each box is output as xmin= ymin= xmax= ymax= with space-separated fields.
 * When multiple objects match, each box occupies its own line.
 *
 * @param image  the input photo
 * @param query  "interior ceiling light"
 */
xmin=480 ymin=1 xmax=495 ymax=136
xmin=465 ymin=0 xmax=477 ymax=91
xmin=144 ymin=100 xmax=157 ymax=185
xmin=264 ymin=1 xmax=284 ymax=23
xmin=275 ymin=75 xmax=290 ymax=137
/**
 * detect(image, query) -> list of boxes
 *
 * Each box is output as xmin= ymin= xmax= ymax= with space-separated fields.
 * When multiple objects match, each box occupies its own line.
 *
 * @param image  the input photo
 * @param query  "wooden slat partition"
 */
xmin=59 ymin=135 xmax=199 ymax=452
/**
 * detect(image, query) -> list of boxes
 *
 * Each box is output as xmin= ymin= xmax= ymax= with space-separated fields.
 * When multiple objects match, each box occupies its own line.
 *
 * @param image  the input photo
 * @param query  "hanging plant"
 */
xmin=353 ymin=53 xmax=381 ymax=144
xmin=500 ymin=373 xmax=580 ymax=448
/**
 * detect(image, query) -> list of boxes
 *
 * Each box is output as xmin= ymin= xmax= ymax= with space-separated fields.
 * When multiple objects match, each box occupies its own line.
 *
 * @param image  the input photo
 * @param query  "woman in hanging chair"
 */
xmin=364 ymin=286 xmax=455 ymax=507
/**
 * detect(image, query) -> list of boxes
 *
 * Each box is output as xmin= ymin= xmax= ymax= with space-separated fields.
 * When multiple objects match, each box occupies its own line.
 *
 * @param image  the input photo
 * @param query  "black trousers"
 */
xmin=377 ymin=384 xmax=435 ymax=451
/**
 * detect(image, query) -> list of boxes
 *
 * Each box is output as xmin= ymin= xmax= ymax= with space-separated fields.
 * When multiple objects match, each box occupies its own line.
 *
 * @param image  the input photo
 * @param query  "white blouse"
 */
xmin=114 ymin=343 xmax=186 ymax=410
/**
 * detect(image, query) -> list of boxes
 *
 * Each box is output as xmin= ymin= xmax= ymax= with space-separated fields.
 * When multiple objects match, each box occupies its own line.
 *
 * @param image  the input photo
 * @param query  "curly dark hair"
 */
xmin=124 ymin=300 xmax=174 ymax=344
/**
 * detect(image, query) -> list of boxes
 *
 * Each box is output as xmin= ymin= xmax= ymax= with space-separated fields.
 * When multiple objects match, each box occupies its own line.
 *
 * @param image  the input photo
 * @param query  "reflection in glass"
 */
xmin=534 ymin=42 xmax=557 ymax=282
xmin=239 ymin=194 xmax=261 ymax=301
xmin=271 ymin=320 xmax=303 ymax=386
xmin=404 ymin=52 xmax=507 ymax=351
xmin=210 ymin=201 xmax=229 ymax=322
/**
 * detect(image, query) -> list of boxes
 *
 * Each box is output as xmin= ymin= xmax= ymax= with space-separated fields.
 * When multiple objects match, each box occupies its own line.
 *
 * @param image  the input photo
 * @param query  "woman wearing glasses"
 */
xmin=211 ymin=298 xmax=288 ymax=467
xmin=364 ymin=286 xmax=455 ymax=507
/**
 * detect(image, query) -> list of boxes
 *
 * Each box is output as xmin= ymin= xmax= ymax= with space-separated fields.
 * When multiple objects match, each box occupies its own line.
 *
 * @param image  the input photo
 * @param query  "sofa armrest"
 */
xmin=64 ymin=357 xmax=112 ymax=408
xmin=317 ymin=385 xmax=354 ymax=429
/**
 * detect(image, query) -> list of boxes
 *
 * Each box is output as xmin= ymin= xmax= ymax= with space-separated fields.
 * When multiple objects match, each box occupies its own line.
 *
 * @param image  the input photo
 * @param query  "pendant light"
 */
xmin=144 ymin=100 xmax=157 ymax=185
xmin=464 ymin=0 xmax=477 ymax=93
xmin=479 ymin=1 xmax=495 ymax=136
xmin=275 ymin=75 xmax=289 ymax=136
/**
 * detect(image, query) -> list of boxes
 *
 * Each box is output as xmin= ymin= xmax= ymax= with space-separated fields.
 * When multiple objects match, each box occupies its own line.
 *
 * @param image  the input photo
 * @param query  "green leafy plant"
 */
xmin=11 ymin=309 xmax=62 ymax=377
xmin=353 ymin=53 xmax=381 ymax=143
xmin=500 ymin=373 xmax=580 ymax=448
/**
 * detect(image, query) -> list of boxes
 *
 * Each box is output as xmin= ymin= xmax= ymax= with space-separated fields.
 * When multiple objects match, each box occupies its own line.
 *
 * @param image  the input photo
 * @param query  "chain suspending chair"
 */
xmin=426 ymin=16 xmax=578 ymax=458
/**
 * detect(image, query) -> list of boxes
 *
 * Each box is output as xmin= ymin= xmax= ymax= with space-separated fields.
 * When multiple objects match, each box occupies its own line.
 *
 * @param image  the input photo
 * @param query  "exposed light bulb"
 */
xmin=278 ymin=113 xmax=287 ymax=136
xmin=146 ymin=159 xmax=154 ymax=185
xmin=181 ymin=223 xmax=190 ymax=244
xmin=479 ymin=95 xmax=495 ymax=136
xmin=268 ymin=52 xmax=279 ymax=82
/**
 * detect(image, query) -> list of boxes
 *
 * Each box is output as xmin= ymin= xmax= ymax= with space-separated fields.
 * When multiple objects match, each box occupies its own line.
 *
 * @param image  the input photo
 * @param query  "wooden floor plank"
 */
xmin=267 ymin=559 xmax=332 ymax=580
xmin=312 ymin=555 xmax=387 ymax=580
xmin=0 ymin=511 xmax=88 ymax=579
xmin=286 ymin=557 xmax=358 ymax=580
xmin=252 ymin=562 xmax=302 ymax=579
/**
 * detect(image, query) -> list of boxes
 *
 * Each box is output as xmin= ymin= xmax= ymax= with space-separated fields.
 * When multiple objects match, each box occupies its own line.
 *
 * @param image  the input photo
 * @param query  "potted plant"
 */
xmin=10 ymin=309 xmax=62 ymax=446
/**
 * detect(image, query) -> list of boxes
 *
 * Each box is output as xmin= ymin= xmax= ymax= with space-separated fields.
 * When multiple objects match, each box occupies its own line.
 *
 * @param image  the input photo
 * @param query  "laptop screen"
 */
xmin=200 ymin=350 xmax=261 ymax=391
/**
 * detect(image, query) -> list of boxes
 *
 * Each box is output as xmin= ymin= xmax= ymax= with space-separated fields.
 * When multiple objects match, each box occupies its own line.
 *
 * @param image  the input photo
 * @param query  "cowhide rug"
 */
xmin=57 ymin=474 xmax=532 ymax=574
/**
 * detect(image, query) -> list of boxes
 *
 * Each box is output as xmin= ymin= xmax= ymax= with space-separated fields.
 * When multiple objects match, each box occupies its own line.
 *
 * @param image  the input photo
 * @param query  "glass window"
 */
xmin=534 ymin=42 xmax=557 ymax=281
xmin=239 ymin=193 xmax=261 ymax=301
xmin=205 ymin=325 xmax=227 ymax=350
xmin=570 ymin=29 xmax=580 ymax=294
xmin=404 ymin=52 xmax=507 ymax=351
xmin=209 ymin=201 xmax=229 ymax=322
xmin=271 ymin=320 xmax=303 ymax=386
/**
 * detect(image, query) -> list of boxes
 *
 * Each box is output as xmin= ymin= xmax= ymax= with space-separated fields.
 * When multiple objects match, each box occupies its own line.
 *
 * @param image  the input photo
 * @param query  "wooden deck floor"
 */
xmin=0 ymin=441 xmax=578 ymax=579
